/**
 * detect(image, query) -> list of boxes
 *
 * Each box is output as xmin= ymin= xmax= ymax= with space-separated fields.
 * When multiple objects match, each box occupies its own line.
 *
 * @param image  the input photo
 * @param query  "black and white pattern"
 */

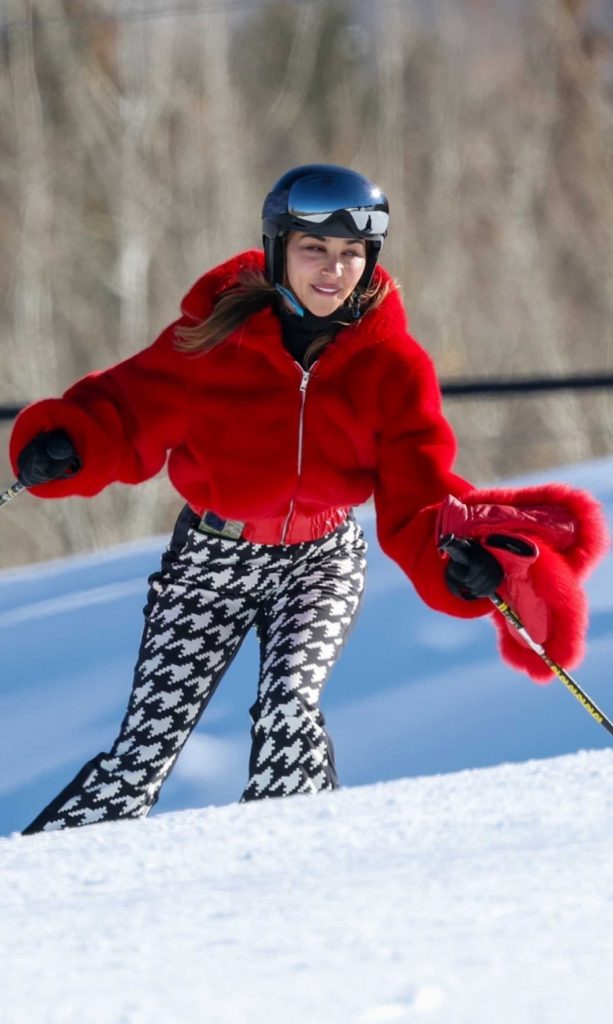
xmin=23 ymin=507 xmax=367 ymax=833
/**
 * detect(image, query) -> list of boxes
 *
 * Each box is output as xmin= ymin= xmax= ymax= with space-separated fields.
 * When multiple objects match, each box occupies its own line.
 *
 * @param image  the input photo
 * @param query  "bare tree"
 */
xmin=1 ymin=0 xmax=611 ymax=567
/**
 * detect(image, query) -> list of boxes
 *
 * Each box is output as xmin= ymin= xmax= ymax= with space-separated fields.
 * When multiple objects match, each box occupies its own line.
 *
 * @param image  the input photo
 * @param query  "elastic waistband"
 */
xmin=189 ymin=506 xmax=350 ymax=545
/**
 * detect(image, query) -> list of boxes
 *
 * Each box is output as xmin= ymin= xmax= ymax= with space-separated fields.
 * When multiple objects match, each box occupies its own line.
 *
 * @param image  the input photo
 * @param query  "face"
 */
xmin=284 ymin=231 xmax=367 ymax=316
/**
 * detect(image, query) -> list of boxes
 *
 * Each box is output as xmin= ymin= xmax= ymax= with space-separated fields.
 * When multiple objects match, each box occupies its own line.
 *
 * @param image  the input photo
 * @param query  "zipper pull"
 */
xmin=300 ymin=370 xmax=310 ymax=393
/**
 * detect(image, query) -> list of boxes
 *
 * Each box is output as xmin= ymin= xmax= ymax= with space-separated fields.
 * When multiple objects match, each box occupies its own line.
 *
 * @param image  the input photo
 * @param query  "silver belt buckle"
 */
xmin=196 ymin=510 xmax=245 ymax=540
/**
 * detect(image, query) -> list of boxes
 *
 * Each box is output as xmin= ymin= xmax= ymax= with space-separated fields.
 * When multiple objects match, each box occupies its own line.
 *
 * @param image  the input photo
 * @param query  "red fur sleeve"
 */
xmin=438 ymin=484 xmax=610 ymax=682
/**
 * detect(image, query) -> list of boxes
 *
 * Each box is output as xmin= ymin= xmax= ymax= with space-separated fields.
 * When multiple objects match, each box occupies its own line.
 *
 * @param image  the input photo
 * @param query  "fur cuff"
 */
xmin=438 ymin=484 xmax=610 ymax=682
xmin=453 ymin=483 xmax=609 ymax=576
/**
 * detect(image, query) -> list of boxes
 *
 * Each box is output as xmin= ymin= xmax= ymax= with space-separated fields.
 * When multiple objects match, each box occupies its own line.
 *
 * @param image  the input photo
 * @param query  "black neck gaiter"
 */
xmin=275 ymin=297 xmax=357 ymax=367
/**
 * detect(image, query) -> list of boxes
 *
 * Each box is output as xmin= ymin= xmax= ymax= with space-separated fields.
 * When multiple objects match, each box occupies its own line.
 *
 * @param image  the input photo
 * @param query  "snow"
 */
xmin=1 ymin=456 xmax=613 ymax=1022
xmin=2 ymin=750 xmax=612 ymax=1023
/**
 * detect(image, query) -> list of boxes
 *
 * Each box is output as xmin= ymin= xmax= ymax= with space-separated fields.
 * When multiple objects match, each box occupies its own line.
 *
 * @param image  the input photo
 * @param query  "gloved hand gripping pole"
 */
xmin=2 ymin=431 xmax=81 ymax=511
xmin=439 ymin=533 xmax=613 ymax=737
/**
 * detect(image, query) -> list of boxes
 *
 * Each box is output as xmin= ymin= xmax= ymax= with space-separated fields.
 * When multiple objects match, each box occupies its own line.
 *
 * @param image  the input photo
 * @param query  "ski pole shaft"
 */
xmin=0 ymin=480 xmax=25 ymax=511
xmin=489 ymin=592 xmax=613 ymax=737
xmin=438 ymin=532 xmax=613 ymax=737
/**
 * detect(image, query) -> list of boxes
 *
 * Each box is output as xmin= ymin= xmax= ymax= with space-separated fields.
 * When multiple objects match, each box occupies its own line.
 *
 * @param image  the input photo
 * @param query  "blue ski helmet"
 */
xmin=262 ymin=163 xmax=389 ymax=290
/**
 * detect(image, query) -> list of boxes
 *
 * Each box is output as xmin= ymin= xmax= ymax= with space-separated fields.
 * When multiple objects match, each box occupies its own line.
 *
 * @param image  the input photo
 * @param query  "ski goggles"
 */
xmin=292 ymin=206 xmax=389 ymax=236
xmin=264 ymin=171 xmax=390 ymax=239
xmin=286 ymin=176 xmax=389 ymax=237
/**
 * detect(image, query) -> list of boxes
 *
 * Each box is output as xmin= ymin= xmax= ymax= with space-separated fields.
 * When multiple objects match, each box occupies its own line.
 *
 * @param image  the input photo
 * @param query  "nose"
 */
xmin=321 ymin=255 xmax=343 ymax=277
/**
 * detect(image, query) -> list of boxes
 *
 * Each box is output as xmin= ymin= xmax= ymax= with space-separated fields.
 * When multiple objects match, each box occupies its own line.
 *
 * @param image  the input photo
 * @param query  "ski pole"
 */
xmin=0 ymin=480 xmax=25 ymax=511
xmin=488 ymin=591 xmax=613 ymax=736
xmin=439 ymin=533 xmax=613 ymax=737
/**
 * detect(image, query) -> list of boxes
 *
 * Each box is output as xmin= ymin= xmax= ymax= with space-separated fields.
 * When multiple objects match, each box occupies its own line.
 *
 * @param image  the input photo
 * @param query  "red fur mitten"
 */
xmin=437 ymin=484 xmax=610 ymax=682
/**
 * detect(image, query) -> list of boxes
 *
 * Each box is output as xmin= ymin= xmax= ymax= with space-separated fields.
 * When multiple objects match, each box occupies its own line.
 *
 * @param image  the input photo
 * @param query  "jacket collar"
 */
xmin=180 ymin=248 xmax=411 ymax=370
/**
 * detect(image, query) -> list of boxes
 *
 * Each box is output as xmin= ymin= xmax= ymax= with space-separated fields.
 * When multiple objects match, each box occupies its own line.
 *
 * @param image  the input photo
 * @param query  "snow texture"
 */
xmin=1 ymin=749 xmax=612 ymax=1023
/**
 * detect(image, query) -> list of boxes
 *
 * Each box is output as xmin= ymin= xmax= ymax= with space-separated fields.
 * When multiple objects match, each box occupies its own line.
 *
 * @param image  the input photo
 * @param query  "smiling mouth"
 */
xmin=312 ymin=285 xmax=340 ymax=295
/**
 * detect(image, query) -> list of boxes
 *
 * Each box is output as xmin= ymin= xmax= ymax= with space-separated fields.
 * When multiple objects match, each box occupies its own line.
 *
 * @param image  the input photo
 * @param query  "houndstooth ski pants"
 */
xmin=23 ymin=506 xmax=367 ymax=833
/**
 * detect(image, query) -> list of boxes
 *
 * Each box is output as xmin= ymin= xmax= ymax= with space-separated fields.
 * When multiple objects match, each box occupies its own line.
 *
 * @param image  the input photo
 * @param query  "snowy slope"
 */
xmin=1 ymin=457 xmax=613 ymax=837
xmin=1 ymin=748 xmax=612 ymax=1024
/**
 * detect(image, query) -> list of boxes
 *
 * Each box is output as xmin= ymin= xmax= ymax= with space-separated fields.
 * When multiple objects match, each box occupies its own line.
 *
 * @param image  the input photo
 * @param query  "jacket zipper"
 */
xmin=281 ymin=366 xmax=311 ymax=543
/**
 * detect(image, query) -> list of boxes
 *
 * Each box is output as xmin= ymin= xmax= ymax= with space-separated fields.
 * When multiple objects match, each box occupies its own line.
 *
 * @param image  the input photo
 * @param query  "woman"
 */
xmin=11 ymin=164 xmax=608 ymax=834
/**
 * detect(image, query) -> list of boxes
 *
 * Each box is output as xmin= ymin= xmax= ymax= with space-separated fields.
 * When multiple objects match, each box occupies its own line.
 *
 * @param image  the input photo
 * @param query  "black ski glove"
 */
xmin=442 ymin=537 xmax=504 ymax=600
xmin=17 ymin=430 xmax=82 ymax=487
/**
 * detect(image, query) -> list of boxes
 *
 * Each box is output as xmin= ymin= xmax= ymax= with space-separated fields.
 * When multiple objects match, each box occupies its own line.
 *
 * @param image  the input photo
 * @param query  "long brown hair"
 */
xmin=174 ymin=268 xmax=390 ymax=368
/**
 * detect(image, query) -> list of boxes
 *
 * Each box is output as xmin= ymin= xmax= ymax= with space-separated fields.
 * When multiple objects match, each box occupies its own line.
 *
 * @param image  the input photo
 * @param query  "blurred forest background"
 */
xmin=0 ymin=0 xmax=612 ymax=565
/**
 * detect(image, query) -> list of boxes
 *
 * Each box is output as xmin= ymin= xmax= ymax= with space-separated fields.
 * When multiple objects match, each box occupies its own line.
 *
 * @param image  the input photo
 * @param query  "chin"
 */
xmin=305 ymin=297 xmax=344 ymax=317
xmin=309 ymin=305 xmax=340 ymax=318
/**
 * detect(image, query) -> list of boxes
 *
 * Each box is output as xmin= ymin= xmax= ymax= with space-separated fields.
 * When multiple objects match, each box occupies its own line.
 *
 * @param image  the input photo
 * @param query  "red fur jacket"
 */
xmin=9 ymin=249 xmax=609 ymax=680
